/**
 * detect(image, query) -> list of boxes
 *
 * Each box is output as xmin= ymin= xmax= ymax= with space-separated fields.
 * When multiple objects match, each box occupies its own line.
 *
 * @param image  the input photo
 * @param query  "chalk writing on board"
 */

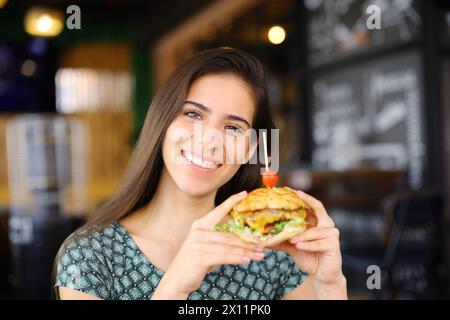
xmin=312 ymin=51 xmax=424 ymax=189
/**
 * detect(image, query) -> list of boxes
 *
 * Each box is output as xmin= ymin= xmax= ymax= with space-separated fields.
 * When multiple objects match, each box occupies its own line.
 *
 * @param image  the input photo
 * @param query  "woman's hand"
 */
xmin=152 ymin=191 xmax=265 ymax=299
xmin=272 ymin=188 xmax=347 ymax=299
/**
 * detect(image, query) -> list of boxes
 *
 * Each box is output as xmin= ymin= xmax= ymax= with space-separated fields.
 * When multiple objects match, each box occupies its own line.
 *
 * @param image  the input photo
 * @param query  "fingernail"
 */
xmin=238 ymin=191 xmax=247 ymax=197
xmin=296 ymin=242 xmax=305 ymax=248
xmin=243 ymin=256 xmax=251 ymax=263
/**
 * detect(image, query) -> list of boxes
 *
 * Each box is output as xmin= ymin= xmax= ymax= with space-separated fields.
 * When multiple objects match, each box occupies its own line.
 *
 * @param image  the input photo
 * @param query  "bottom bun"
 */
xmin=232 ymin=224 xmax=307 ymax=247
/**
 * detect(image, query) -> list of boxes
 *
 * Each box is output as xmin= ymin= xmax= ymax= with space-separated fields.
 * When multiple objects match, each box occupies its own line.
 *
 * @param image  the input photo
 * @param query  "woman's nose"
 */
xmin=197 ymin=133 xmax=217 ymax=151
xmin=194 ymin=126 xmax=221 ymax=152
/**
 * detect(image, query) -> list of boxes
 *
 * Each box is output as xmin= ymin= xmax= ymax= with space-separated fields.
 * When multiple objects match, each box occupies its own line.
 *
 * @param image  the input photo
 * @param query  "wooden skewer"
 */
xmin=262 ymin=131 xmax=269 ymax=172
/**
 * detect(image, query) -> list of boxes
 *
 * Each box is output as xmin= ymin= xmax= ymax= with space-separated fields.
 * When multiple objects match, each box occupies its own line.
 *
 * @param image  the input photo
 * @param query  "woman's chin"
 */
xmin=176 ymin=181 xmax=217 ymax=198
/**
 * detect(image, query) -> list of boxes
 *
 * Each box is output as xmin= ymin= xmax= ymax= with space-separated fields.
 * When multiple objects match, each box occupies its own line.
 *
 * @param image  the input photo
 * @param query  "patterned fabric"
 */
xmin=54 ymin=221 xmax=308 ymax=300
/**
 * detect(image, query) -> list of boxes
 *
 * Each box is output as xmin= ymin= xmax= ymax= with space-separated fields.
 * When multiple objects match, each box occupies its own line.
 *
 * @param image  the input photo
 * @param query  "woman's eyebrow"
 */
xmin=184 ymin=100 xmax=251 ymax=128
xmin=226 ymin=114 xmax=251 ymax=128
xmin=184 ymin=100 xmax=210 ymax=113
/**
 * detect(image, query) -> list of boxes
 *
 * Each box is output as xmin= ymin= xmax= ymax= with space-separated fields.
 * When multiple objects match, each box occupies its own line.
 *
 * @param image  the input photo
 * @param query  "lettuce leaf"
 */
xmin=215 ymin=220 xmax=244 ymax=233
xmin=272 ymin=220 xmax=289 ymax=234
xmin=215 ymin=216 xmax=306 ymax=239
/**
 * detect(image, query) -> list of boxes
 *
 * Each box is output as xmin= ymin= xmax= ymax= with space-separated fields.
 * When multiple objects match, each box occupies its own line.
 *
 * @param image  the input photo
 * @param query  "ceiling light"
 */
xmin=267 ymin=25 xmax=286 ymax=45
xmin=24 ymin=6 xmax=64 ymax=37
xmin=0 ymin=0 xmax=8 ymax=9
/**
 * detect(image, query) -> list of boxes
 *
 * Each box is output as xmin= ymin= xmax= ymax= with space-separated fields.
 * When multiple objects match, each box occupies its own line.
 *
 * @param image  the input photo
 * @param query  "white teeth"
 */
xmin=183 ymin=151 xmax=218 ymax=170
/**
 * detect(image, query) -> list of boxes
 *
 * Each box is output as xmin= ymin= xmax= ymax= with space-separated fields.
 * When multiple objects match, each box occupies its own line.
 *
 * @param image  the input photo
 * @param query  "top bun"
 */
xmin=233 ymin=187 xmax=309 ymax=212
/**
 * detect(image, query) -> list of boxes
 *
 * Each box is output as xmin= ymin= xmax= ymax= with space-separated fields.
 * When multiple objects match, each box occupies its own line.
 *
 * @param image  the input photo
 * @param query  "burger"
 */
xmin=215 ymin=187 xmax=311 ymax=246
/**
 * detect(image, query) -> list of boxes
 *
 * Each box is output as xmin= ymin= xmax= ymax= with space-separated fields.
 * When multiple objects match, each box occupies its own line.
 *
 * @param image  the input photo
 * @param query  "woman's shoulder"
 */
xmin=57 ymin=221 xmax=129 ymax=264
xmin=54 ymin=222 xmax=125 ymax=299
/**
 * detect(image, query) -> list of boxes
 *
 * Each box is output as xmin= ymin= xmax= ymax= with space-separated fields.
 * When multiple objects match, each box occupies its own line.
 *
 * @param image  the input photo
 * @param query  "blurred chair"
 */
xmin=342 ymin=188 xmax=446 ymax=299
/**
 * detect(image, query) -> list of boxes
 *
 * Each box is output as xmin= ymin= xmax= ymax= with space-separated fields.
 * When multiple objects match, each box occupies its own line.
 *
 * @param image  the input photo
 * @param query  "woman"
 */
xmin=54 ymin=47 xmax=347 ymax=300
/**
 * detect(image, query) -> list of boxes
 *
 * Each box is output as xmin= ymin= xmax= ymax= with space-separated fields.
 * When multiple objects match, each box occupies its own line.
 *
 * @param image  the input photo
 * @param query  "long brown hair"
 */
xmin=87 ymin=47 xmax=275 ymax=227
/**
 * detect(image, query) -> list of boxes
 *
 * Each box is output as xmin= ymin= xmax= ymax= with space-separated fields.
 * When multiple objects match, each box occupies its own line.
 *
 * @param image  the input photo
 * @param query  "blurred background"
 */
xmin=0 ymin=0 xmax=449 ymax=300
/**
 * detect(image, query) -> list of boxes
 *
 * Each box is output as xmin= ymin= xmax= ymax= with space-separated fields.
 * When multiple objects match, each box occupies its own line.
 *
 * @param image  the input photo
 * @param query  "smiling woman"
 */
xmin=162 ymin=72 xmax=259 ymax=196
xmin=52 ymin=47 xmax=345 ymax=300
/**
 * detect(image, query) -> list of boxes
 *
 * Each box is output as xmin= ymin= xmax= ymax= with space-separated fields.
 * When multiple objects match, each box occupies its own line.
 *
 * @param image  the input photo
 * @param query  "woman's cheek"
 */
xmin=164 ymin=123 xmax=192 ymax=166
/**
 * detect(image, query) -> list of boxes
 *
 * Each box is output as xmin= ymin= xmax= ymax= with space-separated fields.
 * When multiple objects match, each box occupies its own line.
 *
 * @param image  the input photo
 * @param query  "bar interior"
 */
xmin=0 ymin=0 xmax=449 ymax=299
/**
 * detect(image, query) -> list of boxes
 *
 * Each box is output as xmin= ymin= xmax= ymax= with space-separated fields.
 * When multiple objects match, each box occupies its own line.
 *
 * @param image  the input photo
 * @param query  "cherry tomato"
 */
xmin=262 ymin=171 xmax=278 ymax=188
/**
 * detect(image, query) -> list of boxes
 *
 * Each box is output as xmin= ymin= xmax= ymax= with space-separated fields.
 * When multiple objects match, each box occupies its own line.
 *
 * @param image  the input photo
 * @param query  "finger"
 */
xmin=209 ymin=252 xmax=254 ymax=266
xmin=270 ymin=242 xmax=298 ymax=256
xmin=201 ymin=231 xmax=264 ymax=251
xmin=204 ymin=242 xmax=266 ymax=261
xmin=294 ymin=239 xmax=338 ymax=252
xmin=199 ymin=191 xmax=247 ymax=227
xmin=286 ymin=187 xmax=334 ymax=227
xmin=306 ymin=210 xmax=318 ymax=228
xmin=289 ymin=227 xmax=339 ymax=244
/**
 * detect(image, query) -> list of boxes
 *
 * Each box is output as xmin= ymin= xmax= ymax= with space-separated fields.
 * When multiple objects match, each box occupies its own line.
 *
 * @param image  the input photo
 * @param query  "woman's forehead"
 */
xmin=186 ymin=74 xmax=255 ymax=121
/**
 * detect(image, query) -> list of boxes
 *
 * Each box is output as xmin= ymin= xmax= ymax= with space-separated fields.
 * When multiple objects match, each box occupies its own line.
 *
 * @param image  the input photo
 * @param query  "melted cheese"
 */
xmin=231 ymin=209 xmax=307 ymax=234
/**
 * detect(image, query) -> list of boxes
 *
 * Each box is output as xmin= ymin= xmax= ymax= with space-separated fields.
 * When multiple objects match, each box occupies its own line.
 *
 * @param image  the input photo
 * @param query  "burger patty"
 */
xmin=230 ymin=209 xmax=307 ymax=234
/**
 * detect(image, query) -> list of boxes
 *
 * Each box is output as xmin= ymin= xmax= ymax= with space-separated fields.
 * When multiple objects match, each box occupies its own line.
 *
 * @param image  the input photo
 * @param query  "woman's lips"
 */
xmin=181 ymin=150 xmax=222 ymax=173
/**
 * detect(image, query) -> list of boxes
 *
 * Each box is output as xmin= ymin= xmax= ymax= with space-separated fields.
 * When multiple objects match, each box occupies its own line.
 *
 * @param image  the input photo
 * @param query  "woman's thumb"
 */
xmin=201 ymin=191 xmax=247 ymax=226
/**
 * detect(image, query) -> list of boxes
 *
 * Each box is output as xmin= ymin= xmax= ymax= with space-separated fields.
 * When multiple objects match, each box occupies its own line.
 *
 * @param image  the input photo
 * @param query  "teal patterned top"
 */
xmin=54 ymin=221 xmax=308 ymax=300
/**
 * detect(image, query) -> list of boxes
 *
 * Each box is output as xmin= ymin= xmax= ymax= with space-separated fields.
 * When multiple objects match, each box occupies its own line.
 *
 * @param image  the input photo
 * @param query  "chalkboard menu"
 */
xmin=305 ymin=0 xmax=422 ymax=66
xmin=311 ymin=51 xmax=425 ymax=189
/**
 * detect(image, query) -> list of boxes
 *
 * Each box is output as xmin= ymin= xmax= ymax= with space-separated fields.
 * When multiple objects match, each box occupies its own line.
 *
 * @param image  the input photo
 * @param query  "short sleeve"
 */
xmin=274 ymin=253 xmax=308 ymax=299
xmin=54 ymin=236 xmax=112 ymax=299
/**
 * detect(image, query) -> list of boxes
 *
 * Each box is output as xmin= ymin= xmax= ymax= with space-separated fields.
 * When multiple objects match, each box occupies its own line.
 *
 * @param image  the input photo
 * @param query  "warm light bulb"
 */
xmin=24 ymin=7 xmax=64 ymax=37
xmin=37 ymin=15 xmax=53 ymax=33
xmin=0 ymin=0 xmax=9 ymax=9
xmin=267 ymin=25 xmax=286 ymax=45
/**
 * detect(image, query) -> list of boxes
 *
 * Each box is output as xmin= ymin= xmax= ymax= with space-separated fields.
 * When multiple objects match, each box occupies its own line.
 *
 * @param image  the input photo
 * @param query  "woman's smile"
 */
xmin=180 ymin=149 xmax=223 ymax=173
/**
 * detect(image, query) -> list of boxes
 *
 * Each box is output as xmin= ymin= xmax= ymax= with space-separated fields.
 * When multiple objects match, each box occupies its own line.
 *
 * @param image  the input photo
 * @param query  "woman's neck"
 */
xmin=125 ymin=168 xmax=217 ymax=249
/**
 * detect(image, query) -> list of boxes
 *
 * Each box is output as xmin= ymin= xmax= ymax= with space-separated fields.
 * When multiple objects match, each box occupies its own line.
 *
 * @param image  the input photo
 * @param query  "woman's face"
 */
xmin=162 ymin=73 xmax=256 ymax=197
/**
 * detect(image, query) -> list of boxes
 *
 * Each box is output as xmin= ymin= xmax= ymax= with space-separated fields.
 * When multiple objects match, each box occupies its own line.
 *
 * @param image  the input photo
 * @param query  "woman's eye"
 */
xmin=225 ymin=125 xmax=244 ymax=135
xmin=184 ymin=111 xmax=202 ymax=120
